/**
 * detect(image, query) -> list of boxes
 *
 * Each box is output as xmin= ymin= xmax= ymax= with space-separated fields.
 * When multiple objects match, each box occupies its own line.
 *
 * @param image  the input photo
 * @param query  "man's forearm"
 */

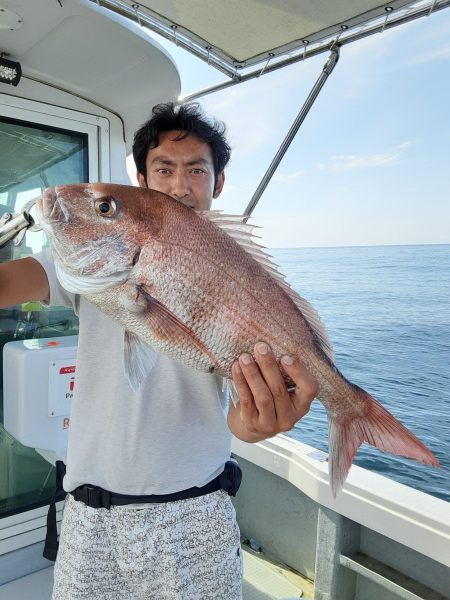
xmin=0 ymin=258 xmax=49 ymax=308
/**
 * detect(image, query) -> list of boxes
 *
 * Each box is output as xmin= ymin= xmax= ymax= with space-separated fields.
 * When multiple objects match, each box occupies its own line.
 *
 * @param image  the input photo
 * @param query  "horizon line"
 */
xmin=268 ymin=242 xmax=450 ymax=251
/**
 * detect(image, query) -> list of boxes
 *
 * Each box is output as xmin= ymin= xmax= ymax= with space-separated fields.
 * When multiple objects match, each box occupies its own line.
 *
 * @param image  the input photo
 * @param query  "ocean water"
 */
xmin=271 ymin=244 xmax=450 ymax=502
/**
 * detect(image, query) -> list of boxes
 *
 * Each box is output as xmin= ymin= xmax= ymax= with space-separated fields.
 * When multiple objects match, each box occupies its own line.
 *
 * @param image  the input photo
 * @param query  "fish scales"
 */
xmin=36 ymin=183 xmax=439 ymax=495
xmin=128 ymin=207 xmax=312 ymax=375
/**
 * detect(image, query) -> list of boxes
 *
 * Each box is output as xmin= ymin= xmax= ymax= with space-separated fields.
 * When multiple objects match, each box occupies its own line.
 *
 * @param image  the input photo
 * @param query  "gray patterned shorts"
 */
xmin=52 ymin=490 xmax=243 ymax=600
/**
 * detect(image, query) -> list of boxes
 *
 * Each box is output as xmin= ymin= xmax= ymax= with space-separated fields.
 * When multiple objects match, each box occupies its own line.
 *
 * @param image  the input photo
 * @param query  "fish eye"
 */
xmin=94 ymin=197 xmax=117 ymax=217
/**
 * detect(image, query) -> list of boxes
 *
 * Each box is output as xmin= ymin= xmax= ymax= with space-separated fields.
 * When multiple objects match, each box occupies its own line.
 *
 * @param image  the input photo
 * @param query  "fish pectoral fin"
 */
xmin=123 ymin=331 xmax=158 ymax=391
xmin=119 ymin=283 xmax=148 ymax=313
xmin=229 ymin=380 xmax=239 ymax=408
xmin=139 ymin=285 xmax=219 ymax=369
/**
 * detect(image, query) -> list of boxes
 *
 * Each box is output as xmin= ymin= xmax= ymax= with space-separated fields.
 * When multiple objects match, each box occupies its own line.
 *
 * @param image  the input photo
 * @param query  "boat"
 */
xmin=0 ymin=1 xmax=449 ymax=598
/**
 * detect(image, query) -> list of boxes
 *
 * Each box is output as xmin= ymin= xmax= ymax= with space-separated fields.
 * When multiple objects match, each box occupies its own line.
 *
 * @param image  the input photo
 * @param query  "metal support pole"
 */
xmin=243 ymin=43 xmax=340 ymax=219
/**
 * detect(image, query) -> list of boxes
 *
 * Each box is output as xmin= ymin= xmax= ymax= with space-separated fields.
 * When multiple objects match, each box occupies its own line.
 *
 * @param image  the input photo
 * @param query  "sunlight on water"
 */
xmin=272 ymin=244 xmax=450 ymax=502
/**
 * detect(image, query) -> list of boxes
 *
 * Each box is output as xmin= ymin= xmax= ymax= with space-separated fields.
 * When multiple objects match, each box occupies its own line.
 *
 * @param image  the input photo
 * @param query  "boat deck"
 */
xmin=0 ymin=545 xmax=311 ymax=600
xmin=242 ymin=545 xmax=313 ymax=599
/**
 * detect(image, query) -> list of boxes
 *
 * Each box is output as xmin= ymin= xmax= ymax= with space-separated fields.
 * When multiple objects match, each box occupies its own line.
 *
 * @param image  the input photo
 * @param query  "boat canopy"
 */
xmin=91 ymin=0 xmax=449 ymax=82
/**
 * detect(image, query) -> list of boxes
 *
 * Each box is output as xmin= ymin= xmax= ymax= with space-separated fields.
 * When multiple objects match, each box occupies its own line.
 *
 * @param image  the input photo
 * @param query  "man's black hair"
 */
xmin=132 ymin=102 xmax=231 ymax=184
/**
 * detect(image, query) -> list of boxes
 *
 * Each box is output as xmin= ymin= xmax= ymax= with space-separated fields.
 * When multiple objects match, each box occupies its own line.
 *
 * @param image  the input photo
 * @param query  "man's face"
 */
xmin=137 ymin=130 xmax=224 ymax=211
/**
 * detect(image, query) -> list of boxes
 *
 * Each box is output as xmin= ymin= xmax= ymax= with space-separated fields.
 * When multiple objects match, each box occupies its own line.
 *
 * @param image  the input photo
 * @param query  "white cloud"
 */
xmin=410 ymin=44 xmax=450 ymax=65
xmin=221 ymin=182 xmax=254 ymax=194
xmin=203 ymin=85 xmax=276 ymax=157
xmin=327 ymin=142 xmax=412 ymax=172
xmin=272 ymin=169 xmax=305 ymax=183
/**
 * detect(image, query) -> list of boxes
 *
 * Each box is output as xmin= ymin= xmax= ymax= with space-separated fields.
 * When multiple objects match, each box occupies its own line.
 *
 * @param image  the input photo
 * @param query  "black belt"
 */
xmin=43 ymin=459 xmax=241 ymax=562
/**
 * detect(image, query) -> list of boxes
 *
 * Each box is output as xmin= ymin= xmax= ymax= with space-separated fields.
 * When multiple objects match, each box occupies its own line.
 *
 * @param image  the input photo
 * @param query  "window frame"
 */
xmin=0 ymin=94 xmax=109 ymax=554
xmin=0 ymin=94 xmax=110 ymax=184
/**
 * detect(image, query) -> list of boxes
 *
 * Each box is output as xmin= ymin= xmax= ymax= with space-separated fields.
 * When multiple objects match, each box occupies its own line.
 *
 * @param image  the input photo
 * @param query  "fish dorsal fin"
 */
xmin=199 ymin=210 xmax=334 ymax=362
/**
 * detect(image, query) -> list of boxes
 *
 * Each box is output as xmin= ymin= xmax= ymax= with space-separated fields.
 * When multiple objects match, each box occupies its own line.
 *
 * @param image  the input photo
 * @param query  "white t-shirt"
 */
xmin=34 ymin=249 xmax=232 ymax=495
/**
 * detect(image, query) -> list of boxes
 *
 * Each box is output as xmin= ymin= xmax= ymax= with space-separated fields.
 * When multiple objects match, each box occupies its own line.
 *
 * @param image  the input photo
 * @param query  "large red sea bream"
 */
xmin=35 ymin=183 xmax=439 ymax=495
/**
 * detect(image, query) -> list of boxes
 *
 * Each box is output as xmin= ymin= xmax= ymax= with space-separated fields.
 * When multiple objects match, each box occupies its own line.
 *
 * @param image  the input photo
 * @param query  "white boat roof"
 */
xmin=0 ymin=0 xmax=181 ymax=150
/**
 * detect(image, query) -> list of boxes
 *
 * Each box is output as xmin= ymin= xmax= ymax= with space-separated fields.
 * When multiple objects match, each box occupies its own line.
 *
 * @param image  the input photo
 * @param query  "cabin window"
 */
xmin=0 ymin=117 xmax=87 ymax=518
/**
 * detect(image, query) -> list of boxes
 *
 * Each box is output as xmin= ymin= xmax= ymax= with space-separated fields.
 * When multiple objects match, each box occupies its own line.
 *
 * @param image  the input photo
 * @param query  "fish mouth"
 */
xmin=38 ymin=187 xmax=70 ymax=225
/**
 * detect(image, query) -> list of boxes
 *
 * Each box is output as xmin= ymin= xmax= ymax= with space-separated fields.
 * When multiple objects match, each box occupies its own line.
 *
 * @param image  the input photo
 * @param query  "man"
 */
xmin=0 ymin=102 xmax=317 ymax=599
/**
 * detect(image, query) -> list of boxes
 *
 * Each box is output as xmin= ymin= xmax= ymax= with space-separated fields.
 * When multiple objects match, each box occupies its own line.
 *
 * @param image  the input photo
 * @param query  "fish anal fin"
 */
xmin=327 ymin=386 xmax=439 ymax=497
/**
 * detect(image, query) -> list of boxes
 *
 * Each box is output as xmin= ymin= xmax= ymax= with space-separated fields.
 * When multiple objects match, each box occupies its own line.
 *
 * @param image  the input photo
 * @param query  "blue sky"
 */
xmin=128 ymin=9 xmax=450 ymax=248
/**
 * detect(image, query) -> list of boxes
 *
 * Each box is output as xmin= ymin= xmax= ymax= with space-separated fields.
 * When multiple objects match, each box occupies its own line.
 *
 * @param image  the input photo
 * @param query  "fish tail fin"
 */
xmin=327 ymin=384 xmax=439 ymax=497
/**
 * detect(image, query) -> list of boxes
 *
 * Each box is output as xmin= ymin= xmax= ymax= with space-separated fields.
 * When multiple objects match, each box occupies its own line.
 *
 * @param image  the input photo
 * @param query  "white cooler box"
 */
xmin=3 ymin=336 xmax=78 ymax=463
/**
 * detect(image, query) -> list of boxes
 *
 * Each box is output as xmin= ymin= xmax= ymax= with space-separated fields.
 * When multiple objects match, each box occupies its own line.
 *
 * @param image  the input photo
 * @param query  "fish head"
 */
xmin=36 ymin=183 xmax=165 ymax=293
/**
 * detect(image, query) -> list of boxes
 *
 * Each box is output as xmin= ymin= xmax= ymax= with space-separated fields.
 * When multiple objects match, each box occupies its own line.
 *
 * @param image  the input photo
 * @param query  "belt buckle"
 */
xmin=78 ymin=485 xmax=111 ymax=509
